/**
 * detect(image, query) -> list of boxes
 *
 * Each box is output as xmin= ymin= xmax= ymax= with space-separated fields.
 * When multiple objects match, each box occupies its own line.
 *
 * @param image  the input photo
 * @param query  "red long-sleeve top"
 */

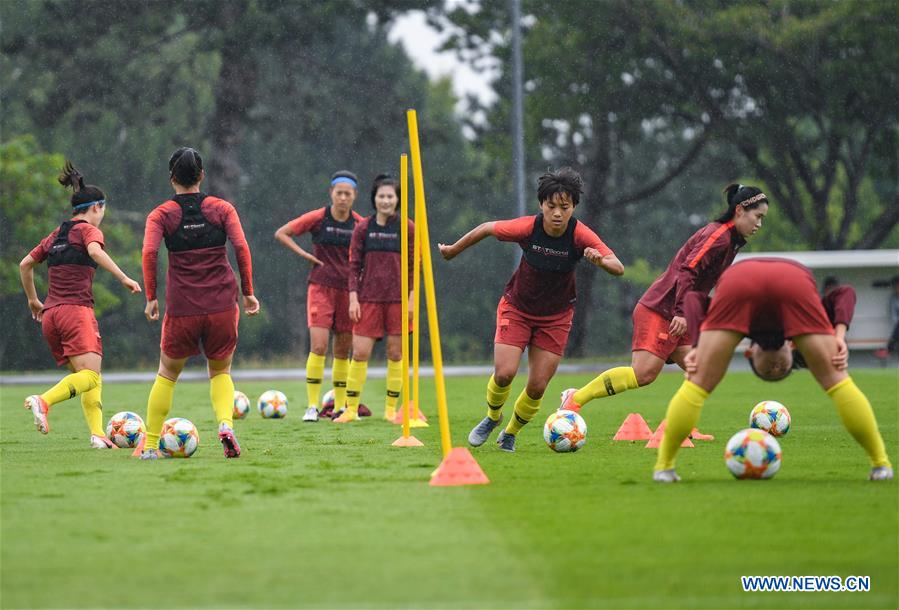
xmin=142 ymin=194 xmax=253 ymax=316
xmin=348 ymin=215 xmax=414 ymax=302
xmin=822 ymin=285 xmax=857 ymax=328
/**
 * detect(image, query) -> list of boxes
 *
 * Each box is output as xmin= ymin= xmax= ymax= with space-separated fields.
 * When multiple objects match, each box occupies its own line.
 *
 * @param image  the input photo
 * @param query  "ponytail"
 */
xmin=715 ymin=183 xmax=768 ymax=223
xmin=369 ymin=173 xmax=400 ymax=210
xmin=168 ymin=147 xmax=204 ymax=187
xmin=58 ymin=160 xmax=106 ymax=212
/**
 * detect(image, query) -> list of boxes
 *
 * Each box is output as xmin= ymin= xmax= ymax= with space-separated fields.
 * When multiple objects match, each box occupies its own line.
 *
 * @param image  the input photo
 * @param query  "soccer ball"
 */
xmin=321 ymin=389 xmax=336 ymax=412
xmin=749 ymin=400 xmax=791 ymax=437
xmin=258 ymin=390 xmax=288 ymax=419
xmin=159 ymin=417 xmax=200 ymax=458
xmin=543 ymin=409 xmax=587 ymax=453
xmin=724 ymin=428 xmax=782 ymax=479
xmin=233 ymin=390 xmax=251 ymax=420
xmin=105 ymin=411 xmax=145 ymax=448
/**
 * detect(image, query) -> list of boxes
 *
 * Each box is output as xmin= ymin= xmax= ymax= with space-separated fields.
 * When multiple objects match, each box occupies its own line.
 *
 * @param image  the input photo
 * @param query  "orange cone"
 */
xmin=391 ymin=401 xmax=428 ymax=425
xmin=392 ymin=435 xmax=424 ymax=447
xmin=612 ymin=413 xmax=654 ymax=441
xmin=430 ymin=447 xmax=489 ymax=486
xmin=645 ymin=419 xmax=694 ymax=448
xmin=690 ymin=427 xmax=715 ymax=441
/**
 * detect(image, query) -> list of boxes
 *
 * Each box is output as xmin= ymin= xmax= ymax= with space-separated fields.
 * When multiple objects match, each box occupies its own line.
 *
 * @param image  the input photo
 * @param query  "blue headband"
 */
xmin=331 ymin=177 xmax=357 ymax=188
xmin=73 ymin=199 xmax=106 ymax=210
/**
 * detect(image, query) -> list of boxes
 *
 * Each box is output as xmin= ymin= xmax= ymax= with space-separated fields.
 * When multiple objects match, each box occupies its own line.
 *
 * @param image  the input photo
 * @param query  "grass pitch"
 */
xmin=1 ymin=368 xmax=896 ymax=609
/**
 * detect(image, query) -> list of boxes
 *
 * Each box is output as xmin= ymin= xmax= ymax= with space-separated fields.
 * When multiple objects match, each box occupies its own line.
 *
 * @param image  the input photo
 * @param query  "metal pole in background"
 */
xmin=511 ymin=0 xmax=525 ymax=264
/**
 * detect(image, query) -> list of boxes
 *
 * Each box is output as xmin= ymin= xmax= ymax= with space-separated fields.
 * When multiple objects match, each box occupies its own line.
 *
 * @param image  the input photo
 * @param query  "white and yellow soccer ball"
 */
xmin=724 ymin=428 xmax=782 ymax=479
xmin=105 ymin=411 xmax=146 ymax=448
xmin=749 ymin=400 xmax=791 ymax=437
xmin=159 ymin=417 xmax=200 ymax=458
xmin=233 ymin=390 xmax=251 ymax=420
xmin=258 ymin=390 xmax=288 ymax=419
xmin=543 ymin=409 xmax=587 ymax=453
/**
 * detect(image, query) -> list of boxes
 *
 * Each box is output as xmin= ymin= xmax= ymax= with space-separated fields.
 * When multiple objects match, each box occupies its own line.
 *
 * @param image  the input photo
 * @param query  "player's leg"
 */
xmin=305 ymin=326 xmax=330 ymax=418
xmin=331 ymin=331 xmax=353 ymax=413
xmin=793 ymin=333 xmax=892 ymax=480
xmin=469 ymin=343 xmax=522 ymax=447
xmin=498 ymin=346 xmax=562 ymax=452
xmin=384 ymin=333 xmax=403 ymax=420
xmin=654 ymin=330 xmax=742 ymax=481
xmin=142 ymin=352 xmax=187 ymax=457
xmin=208 ymin=354 xmax=241 ymax=458
xmin=335 ymin=334 xmax=376 ymax=423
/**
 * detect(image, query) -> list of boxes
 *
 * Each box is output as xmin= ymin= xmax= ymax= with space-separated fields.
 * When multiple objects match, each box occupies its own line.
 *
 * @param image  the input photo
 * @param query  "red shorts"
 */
xmin=494 ymin=297 xmax=574 ymax=356
xmin=307 ymin=283 xmax=352 ymax=334
xmin=162 ymin=306 xmax=239 ymax=360
xmin=41 ymin=304 xmax=103 ymax=366
xmin=702 ymin=260 xmax=834 ymax=339
xmin=631 ymin=302 xmax=690 ymax=361
xmin=353 ymin=301 xmax=405 ymax=339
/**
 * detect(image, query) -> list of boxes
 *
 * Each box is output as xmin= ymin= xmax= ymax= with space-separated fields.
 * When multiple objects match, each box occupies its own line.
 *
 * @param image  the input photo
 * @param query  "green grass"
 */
xmin=2 ymin=369 xmax=897 ymax=609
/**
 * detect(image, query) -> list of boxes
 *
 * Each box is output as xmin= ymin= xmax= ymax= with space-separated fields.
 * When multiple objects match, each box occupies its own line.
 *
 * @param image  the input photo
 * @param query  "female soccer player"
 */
xmin=333 ymin=174 xmax=413 ymax=423
xmin=19 ymin=161 xmax=141 ymax=447
xmin=653 ymin=258 xmax=892 ymax=482
xmin=274 ymin=170 xmax=363 ymax=422
xmin=140 ymin=147 xmax=259 ymax=459
xmin=439 ymin=167 xmax=624 ymax=452
xmin=559 ymin=183 xmax=768 ymax=413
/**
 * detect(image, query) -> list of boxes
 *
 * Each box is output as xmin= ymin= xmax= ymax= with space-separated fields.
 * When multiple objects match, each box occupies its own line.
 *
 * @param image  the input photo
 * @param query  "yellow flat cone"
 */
xmin=409 ymin=418 xmax=429 ymax=428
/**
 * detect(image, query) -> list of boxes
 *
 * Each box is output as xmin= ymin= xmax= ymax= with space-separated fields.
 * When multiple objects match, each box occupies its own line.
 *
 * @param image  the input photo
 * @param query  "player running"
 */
xmin=333 ymin=174 xmax=414 ymax=423
xmin=559 ymin=183 xmax=768 ymax=414
xmin=440 ymin=167 xmax=623 ymax=452
xmin=139 ymin=147 xmax=259 ymax=459
xmin=274 ymin=170 xmax=363 ymax=422
xmin=654 ymin=258 xmax=892 ymax=482
xmin=19 ymin=161 xmax=142 ymax=447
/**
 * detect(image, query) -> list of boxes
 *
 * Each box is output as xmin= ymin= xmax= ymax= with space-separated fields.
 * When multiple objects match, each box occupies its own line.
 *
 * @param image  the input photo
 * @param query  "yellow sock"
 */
xmin=385 ymin=359 xmax=403 ymax=416
xmin=345 ymin=359 xmax=369 ymax=416
xmin=80 ymin=374 xmax=105 ymax=436
xmin=210 ymin=373 xmax=235 ymax=428
xmin=145 ymin=375 xmax=176 ymax=450
xmin=573 ymin=366 xmax=638 ymax=406
xmin=504 ymin=389 xmax=542 ymax=435
xmin=332 ymin=357 xmax=349 ymax=409
xmin=654 ymin=380 xmax=708 ymax=471
xmin=486 ymin=375 xmax=512 ymax=421
xmin=40 ymin=369 xmax=100 ymax=406
xmin=827 ymin=377 xmax=892 ymax=468
xmin=306 ymin=352 xmax=326 ymax=408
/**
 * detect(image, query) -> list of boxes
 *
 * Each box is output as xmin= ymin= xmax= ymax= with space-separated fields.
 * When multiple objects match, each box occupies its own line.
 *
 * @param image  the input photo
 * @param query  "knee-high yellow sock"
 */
xmin=210 ymin=373 xmax=235 ymax=428
xmin=80 ymin=374 xmax=105 ymax=436
xmin=573 ymin=366 xmax=638 ymax=406
xmin=40 ymin=369 xmax=100 ymax=406
xmin=486 ymin=375 xmax=512 ymax=421
xmin=655 ymin=380 xmax=708 ymax=471
xmin=345 ymin=359 xmax=369 ymax=415
xmin=504 ymin=389 xmax=542 ymax=435
xmin=306 ymin=352 xmax=326 ymax=408
xmin=332 ymin=357 xmax=349 ymax=409
xmin=827 ymin=377 xmax=892 ymax=468
xmin=145 ymin=375 xmax=176 ymax=450
xmin=385 ymin=359 xmax=403 ymax=416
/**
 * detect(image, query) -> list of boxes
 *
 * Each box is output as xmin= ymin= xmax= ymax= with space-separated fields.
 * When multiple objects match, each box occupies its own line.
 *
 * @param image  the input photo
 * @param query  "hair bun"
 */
xmin=58 ymin=160 xmax=85 ymax=192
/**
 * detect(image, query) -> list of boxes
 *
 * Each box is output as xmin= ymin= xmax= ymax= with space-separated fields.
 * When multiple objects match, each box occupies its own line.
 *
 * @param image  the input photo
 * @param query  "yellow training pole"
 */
xmin=407 ymin=108 xmax=452 ymax=457
xmin=411 ymin=165 xmax=423 ymax=423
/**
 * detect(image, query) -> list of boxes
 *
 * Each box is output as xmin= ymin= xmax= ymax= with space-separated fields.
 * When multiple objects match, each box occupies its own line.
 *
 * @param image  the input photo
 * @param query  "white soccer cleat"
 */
xmin=653 ymin=469 xmax=682 ymax=483
xmin=89 ymin=435 xmax=117 ymax=449
xmin=869 ymin=466 xmax=893 ymax=481
xmin=24 ymin=395 xmax=50 ymax=435
xmin=302 ymin=407 xmax=319 ymax=422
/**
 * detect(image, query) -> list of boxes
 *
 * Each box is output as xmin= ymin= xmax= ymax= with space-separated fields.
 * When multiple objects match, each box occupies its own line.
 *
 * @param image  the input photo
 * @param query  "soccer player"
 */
xmin=653 ymin=258 xmax=892 ymax=482
xmin=559 ymin=183 xmax=768 ymax=413
xmin=19 ymin=161 xmax=142 ymax=447
xmin=788 ymin=276 xmax=857 ymax=371
xmin=274 ymin=170 xmax=363 ymax=422
xmin=139 ymin=147 xmax=259 ymax=459
xmin=439 ymin=167 xmax=623 ymax=452
xmin=333 ymin=174 xmax=414 ymax=423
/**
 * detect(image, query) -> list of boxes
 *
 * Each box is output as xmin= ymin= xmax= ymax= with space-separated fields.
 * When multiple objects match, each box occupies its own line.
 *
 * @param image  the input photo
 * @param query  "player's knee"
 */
xmin=494 ymin=371 xmax=515 ymax=387
xmin=525 ymin=382 xmax=547 ymax=399
xmin=635 ymin=368 xmax=659 ymax=387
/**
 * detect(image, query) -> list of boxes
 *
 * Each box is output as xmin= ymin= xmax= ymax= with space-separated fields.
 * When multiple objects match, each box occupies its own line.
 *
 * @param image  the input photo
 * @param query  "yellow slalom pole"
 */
xmin=400 ymin=154 xmax=411 ymax=439
xmin=407 ymin=108 xmax=452 ymax=457
xmin=412 ymin=166 xmax=422 ymax=422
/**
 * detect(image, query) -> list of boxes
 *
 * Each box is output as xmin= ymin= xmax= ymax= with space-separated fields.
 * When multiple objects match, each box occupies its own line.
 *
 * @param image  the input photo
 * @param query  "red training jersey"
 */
xmin=494 ymin=214 xmax=613 ymax=316
xmin=639 ymin=221 xmax=745 ymax=325
xmin=142 ymin=193 xmax=254 ymax=317
xmin=822 ymin=285 xmax=857 ymax=328
xmin=29 ymin=221 xmax=104 ymax=310
xmin=348 ymin=214 xmax=415 ymax=303
xmin=286 ymin=206 xmax=364 ymax=290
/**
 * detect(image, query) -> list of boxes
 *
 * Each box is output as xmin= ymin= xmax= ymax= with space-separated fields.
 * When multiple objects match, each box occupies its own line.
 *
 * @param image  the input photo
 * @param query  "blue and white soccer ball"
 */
xmin=724 ymin=428 xmax=782 ymax=479
xmin=233 ymin=390 xmax=251 ymax=420
xmin=105 ymin=411 xmax=146 ymax=448
xmin=258 ymin=390 xmax=288 ymax=419
xmin=159 ymin=417 xmax=200 ymax=458
xmin=749 ymin=400 xmax=791 ymax=437
xmin=543 ymin=409 xmax=587 ymax=453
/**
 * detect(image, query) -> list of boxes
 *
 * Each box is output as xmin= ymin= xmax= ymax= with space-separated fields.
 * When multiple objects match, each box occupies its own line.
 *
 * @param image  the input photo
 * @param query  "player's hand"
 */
xmin=669 ymin=316 xmax=687 ymax=337
xmin=832 ymin=336 xmax=849 ymax=370
xmin=684 ymin=348 xmax=698 ymax=376
xmin=145 ymin=299 xmax=159 ymax=321
xmin=309 ymin=255 xmax=325 ymax=267
xmin=28 ymin=298 xmax=44 ymax=322
xmin=121 ymin=276 xmax=142 ymax=294
xmin=438 ymin=243 xmax=457 ymax=260
xmin=349 ymin=299 xmax=361 ymax=323
xmin=583 ymin=247 xmax=602 ymax=264
xmin=243 ymin=295 xmax=260 ymax=316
